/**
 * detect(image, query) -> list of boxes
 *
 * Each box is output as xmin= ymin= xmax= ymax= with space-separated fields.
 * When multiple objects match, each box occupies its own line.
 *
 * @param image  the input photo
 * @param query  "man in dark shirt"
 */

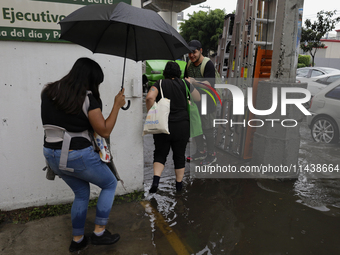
xmin=185 ymin=40 xmax=217 ymax=166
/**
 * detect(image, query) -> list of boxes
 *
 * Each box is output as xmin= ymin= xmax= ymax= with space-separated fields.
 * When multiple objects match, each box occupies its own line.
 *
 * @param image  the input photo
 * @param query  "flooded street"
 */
xmin=144 ymin=178 xmax=340 ymax=254
xmin=143 ymin=97 xmax=340 ymax=254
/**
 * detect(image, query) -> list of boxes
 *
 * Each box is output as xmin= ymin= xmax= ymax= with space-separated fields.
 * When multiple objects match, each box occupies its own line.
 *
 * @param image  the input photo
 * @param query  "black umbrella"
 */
xmin=59 ymin=2 xmax=191 ymax=110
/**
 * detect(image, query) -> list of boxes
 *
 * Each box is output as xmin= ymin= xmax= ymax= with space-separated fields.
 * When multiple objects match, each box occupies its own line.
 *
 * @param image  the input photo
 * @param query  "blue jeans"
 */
xmin=43 ymin=146 xmax=117 ymax=236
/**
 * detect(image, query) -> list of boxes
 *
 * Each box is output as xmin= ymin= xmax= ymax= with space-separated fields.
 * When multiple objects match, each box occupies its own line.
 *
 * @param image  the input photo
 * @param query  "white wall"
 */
xmin=323 ymin=41 xmax=340 ymax=59
xmin=313 ymin=57 xmax=340 ymax=69
xmin=0 ymin=40 xmax=144 ymax=210
xmin=309 ymin=41 xmax=340 ymax=68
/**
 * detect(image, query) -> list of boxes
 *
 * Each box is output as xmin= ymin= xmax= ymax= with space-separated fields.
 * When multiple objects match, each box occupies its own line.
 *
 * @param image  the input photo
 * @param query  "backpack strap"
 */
xmin=159 ymin=80 xmax=164 ymax=98
xmin=200 ymin=57 xmax=210 ymax=77
xmin=43 ymin=91 xmax=93 ymax=172
xmin=43 ymin=124 xmax=91 ymax=172
xmin=82 ymin=91 xmax=92 ymax=118
xmin=186 ymin=60 xmax=191 ymax=76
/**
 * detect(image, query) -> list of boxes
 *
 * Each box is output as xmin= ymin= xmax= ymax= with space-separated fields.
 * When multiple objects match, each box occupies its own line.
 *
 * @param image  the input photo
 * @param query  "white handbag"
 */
xmin=143 ymin=80 xmax=170 ymax=136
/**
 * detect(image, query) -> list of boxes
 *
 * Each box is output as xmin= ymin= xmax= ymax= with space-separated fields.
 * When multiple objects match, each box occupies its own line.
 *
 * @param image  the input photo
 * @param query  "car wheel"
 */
xmin=311 ymin=116 xmax=339 ymax=144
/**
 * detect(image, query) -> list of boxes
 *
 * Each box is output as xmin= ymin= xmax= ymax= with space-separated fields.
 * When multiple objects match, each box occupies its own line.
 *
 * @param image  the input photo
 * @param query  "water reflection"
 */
xmin=295 ymin=121 xmax=340 ymax=215
xmin=294 ymin=178 xmax=340 ymax=215
xmin=144 ymin=175 xmax=340 ymax=254
xmin=145 ymin=178 xmax=244 ymax=254
xmin=143 ymin=106 xmax=340 ymax=254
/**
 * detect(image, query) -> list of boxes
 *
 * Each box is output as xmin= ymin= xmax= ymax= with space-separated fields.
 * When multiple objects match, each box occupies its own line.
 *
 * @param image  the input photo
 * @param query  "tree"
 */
xmin=298 ymin=54 xmax=311 ymax=68
xmin=180 ymin=9 xmax=226 ymax=56
xmin=300 ymin=10 xmax=340 ymax=67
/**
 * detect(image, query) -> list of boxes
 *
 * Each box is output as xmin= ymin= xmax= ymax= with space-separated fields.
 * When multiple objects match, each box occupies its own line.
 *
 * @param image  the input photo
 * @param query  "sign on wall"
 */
xmin=0 ymin=0 xmax=131 ymax=42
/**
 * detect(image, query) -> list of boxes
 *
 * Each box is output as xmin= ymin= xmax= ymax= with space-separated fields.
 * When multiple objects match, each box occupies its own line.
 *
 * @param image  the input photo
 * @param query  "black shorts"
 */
xmin=153 ymin=120 xmax=190 ymax=169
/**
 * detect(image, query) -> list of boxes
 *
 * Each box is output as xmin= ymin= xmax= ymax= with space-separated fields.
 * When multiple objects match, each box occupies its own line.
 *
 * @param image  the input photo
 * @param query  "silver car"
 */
xmin=296 ymin=67 xmax=340 ymax=78
xmin=304 ymin=74 xmax=340 ymax=97
xmin=307 ymin=80 xmax=340 ymax=143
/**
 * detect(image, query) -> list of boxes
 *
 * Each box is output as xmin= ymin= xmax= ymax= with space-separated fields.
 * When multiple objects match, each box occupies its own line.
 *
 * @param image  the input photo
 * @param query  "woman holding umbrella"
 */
xmin=41 ymin=58 xmax=125 ymax=252
xmin=146 ymin=61 xmax=200 ymax=193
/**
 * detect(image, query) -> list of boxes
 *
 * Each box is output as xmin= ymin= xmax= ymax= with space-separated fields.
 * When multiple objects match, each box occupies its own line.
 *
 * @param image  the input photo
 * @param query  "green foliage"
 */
xmin=180 ymin=9 xmax=226 ymax=56
xmin=0 ymin=190 xmax=144 ymax=224
xmin=114 ymin=190 xmax=144 ymax=204
xmin=0 ymin=211 xmax=6 ymax=224
xmin=298 ymin=54 xmax=311 ymax=67
xmin=297 ymin=63 xmax=306 ymax=68
xmin=300 ymin=10 xmax=340 ymax=66
xmin=28 ymin=204 xmax=72 ymax=220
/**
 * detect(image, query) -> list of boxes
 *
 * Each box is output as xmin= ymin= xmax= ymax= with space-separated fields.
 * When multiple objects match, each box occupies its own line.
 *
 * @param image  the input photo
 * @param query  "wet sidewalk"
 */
xmin=0 ymin=200 xmax=159 ymax=255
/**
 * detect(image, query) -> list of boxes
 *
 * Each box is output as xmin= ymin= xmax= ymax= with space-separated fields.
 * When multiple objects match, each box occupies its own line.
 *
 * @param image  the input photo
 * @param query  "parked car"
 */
xmin=296 ymin=68 xmax=340 ymax=108
xmin=307 ymin=80 xmax=340 ymax=143
xmin=296 ymin=67 xmax=340 ymax=78
xmin=142 ymin=59 xmax=186 ymax=92
xmin=303 ymin=74 xmax=340 ymax=97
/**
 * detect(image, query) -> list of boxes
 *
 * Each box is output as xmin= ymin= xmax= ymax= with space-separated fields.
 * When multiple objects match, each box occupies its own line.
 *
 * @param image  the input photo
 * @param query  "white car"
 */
xmin=307 ymin=80 xmax=340 ymax=143
xmin=303 ymin=74 xmax=340 ymax=97
xmin=296 ymin=67 xmax=340 ymax=78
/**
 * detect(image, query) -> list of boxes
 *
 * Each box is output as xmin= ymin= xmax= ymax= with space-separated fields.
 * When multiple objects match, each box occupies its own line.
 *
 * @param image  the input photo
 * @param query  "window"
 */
xmin=326 ymin=75 xmax=340 ymax=84
xmin=296 ymin=69 xmax=309 ymax=77
xmin=310 ymin=70 xmax=324 ymax=77
xmin=317 ymin=75 xmax=340 ymax=85
xmin=315 ymin=77 xmax=329 ymax=85
xmin=225 ymin=41 xmax=231 ymax=54
xmin=325 ymin=85 xmax=340 ymax=100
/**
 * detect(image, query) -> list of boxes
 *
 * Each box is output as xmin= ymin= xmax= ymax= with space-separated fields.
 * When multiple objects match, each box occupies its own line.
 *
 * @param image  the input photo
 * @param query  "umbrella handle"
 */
xmin=121 ymin=100 xmax=131 ymax=110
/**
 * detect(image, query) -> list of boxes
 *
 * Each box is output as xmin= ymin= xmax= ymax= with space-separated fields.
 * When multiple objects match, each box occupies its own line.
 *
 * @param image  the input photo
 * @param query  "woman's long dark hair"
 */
xmin=42 ymin=57 xmax=104 ymax=115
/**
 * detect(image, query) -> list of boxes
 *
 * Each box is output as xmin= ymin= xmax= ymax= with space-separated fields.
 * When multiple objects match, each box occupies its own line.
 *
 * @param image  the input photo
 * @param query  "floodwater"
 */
xmin=143 ymin=99 xmax=340 ymax=254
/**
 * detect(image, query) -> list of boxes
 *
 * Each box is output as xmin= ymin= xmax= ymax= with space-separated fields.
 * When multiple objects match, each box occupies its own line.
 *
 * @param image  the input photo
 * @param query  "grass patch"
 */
xmin=0 ymin=190 xmax=144 ymax=225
